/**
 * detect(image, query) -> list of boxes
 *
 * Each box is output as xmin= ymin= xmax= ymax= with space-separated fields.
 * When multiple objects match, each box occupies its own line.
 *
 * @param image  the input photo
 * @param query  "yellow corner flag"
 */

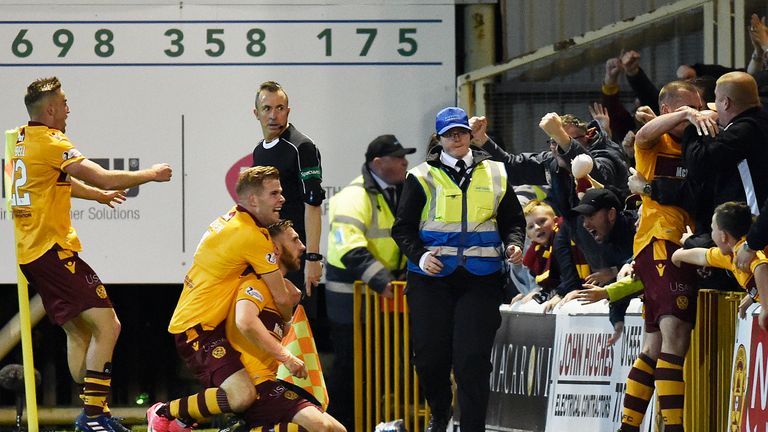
xmin=6 ymin=127 xmax=39 ymax=432
xmin=277 ymin=305 xmax=329 ymax=410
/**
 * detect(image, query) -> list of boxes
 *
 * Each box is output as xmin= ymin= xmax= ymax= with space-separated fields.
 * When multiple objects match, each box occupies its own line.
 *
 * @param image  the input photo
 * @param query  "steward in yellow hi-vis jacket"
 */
xmin=392 ymin=107 xmax=525 ymax=432
xmin=324 ymin=134 xmax=414 ymax=429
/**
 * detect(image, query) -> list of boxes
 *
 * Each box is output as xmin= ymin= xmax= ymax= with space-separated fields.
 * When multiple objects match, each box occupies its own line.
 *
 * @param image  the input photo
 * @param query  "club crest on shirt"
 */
xmin=245 ymin=286 xmax=264 ymax=303
xmin=212 ymin=346 xmax=226 ymax=359
xmin=266 ymin=252 xmax=277 ymax=264
xmin=676 ymin=295 xmax=689 ymax=310
xmin=62 ymin=149 xmax=82 ymax=161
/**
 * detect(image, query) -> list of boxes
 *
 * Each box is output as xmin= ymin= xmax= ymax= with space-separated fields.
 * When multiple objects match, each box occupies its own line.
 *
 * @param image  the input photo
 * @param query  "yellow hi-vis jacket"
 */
xmin=407 ymin=158 xmax=507 ymax=276
xmin=326 ymin=169 xmax=405 ymax=293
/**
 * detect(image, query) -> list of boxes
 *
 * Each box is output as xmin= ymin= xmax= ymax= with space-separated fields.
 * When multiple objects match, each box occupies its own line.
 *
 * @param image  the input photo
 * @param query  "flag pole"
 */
xmin=6 ymin=128 xmax=39 ymax=432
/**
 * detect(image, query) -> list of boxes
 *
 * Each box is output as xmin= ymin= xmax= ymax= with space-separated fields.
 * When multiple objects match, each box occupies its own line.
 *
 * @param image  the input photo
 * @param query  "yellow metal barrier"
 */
xmin=353 ymin=281 xmax=430 ymax=432
xmin=352 ymin=284 xmax=743 ymax=431
xmin=684 ymin=289 xmax=743 ymax=432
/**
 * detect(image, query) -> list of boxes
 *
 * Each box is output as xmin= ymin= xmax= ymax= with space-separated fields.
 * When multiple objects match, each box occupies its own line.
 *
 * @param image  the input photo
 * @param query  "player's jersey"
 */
xmin=225 ymin=273 xmax=286 ymax=385
xmin=168 ymin=205 xmax=279 ymax=333
xmin=633 ymin=133 xmax=692 ymax=255
xmin=706 ymin=238 xmax=768 ymax=296
xmin=10 ymin=123 xmax=84 ymax=264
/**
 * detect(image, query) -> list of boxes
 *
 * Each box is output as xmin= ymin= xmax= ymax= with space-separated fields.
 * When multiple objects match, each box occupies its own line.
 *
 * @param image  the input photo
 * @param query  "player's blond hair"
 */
xmin=236 ymin=166 xmax=280 ymax=197
xmin=523 ymin=199 xmax=555 ymax=217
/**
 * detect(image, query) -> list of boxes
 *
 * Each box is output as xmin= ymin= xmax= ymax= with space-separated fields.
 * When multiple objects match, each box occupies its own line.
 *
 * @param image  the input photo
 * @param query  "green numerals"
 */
xmin=317 ymin=28 xmax=332 ymax=56
xmin=94 ymin=29 xmax=114 ymax=57
xmin=9 ymin=26 xmax=421 ymax=60
xmin=357 ymin=28 xmax=377 ymax=56
xmin=52 ymin=29 xmax=74 ymax=57
xmin=164 ymin=28 xmax=184 ymax=57
xmin=246 ymin=28 xmax=266 ymax=57
xmin=205 ymin=29 xmax=225 ymax=57
xmin=11 ymin=29 xmax=33 ymax=57
xmin=317 ymin=27 xmax=418 ymax=57
xmin=397 ymin=28 xmax=417 ymax=57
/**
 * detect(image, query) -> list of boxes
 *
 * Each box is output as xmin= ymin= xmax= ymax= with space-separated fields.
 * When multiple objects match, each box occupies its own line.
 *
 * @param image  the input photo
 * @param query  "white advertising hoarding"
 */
xmin=546 ymin=299 xmax=654 ymax=432
xmin=0 ymin=2 xmax=456 ymax=283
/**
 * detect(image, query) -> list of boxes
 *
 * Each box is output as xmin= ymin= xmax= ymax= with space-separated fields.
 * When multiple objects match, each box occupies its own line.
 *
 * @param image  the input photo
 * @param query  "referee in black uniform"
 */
xmin=252 ymin=81 xmax=326 ymax=309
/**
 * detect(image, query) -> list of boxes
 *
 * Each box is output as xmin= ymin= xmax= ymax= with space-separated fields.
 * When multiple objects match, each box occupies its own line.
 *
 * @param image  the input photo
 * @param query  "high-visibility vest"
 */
xmin=327 ymin=175 xmax=404 ymax=274
xmin=408 ymin=159 xmax=507 ymax=276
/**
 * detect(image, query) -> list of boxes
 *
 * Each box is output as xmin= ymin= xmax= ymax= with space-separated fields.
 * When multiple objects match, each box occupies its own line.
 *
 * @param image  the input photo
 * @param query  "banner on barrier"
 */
xmin=487 ymin=309 xmax=556 ymax=431
xmin=728 ymin=304 xmax=768 ymax=432
xmin=546 ymin=301 xmax=652 ymax=432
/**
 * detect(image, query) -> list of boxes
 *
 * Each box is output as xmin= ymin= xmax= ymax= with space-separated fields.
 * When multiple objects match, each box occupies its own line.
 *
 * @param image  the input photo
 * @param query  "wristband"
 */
xmin=305 ymin=252 xmax=323 ymax=262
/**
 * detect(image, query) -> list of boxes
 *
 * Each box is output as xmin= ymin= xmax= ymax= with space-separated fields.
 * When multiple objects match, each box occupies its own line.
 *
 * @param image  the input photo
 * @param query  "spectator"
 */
xmin=747 ymin=13 xmax=767 ymax=76
xmin=622 ymin=50 xmax=660 ymax=114
xmin=600 ymin=57 xmax=636 ymax=144
xmin=520 ymin=200 xmax=590 ymax=312
xmin=470 ymin=115 xmax=552 ymax=186
xmin=672 ymin=202 xmax=768 ymax=330
xmin=540 ymin=111 xmax=631 ymax=199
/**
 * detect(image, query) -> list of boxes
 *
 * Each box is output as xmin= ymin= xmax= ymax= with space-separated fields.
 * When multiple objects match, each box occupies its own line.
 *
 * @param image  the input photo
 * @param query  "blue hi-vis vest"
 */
xmin=408 ymin=159 xmax=507 ymax=277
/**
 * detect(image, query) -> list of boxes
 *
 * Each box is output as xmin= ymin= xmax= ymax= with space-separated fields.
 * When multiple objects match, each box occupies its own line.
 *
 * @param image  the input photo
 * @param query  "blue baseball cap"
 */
xmin=435 ymin=107 xmax=472 ymax=135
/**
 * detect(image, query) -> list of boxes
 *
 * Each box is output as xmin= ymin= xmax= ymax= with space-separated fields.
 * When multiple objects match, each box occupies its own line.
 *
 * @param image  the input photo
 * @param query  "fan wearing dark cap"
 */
xmin=392 ymin=107 xmax=526 ymax=432
xmin=324 ymin=134 xmax=414 ymax=429
xmin=570 ymin=188 xmax=636 ymax=264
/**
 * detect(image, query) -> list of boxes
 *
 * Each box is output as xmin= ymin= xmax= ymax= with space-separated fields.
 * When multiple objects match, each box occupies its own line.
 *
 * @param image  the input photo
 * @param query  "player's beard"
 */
xmin=281 ymin=254 xmax=301 ymax=273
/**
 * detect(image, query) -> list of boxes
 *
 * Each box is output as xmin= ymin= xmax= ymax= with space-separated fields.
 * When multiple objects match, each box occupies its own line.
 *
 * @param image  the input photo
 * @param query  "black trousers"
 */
xmin=406 ymin=268 xmax=504 ymax=432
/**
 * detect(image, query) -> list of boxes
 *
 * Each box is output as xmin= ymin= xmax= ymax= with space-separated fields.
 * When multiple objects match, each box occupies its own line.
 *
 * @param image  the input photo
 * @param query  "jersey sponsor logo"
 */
xmin=655 ymin=263 xmax=665 ymax=277
xmin=65 ymin=260 xmax=76 ymax=274
xmin=212 ymin=346 xmax=227 ymax=359
xmin=676 ymin=295 xmax=689 ymax=310
xmin=266 ymin=252 xmax=277 ymax=264
xmin=245 ymin=286 xmax=264 ymax=303
xmin=95 ymin=285 xmax=108 ymax=299
xmin=62 ymin=148 xmax=82 ymax=161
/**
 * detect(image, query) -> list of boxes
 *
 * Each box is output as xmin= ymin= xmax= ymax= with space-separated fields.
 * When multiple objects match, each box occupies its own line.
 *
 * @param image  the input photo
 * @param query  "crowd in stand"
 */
xmin=472 ymin=12 xmax=768 ymax=432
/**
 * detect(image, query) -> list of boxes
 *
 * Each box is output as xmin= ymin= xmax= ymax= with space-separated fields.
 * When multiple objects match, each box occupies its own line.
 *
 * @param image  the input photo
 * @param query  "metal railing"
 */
xmin=353 ymin=281 xmax=430 ymax=432
xmin=684 ymin=289 xmax=743 ymax=432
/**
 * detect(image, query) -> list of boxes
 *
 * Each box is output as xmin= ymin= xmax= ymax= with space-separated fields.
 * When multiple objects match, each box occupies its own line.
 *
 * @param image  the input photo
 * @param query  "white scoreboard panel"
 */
xmin=0 ymin=2 xmax=456 ymax=283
